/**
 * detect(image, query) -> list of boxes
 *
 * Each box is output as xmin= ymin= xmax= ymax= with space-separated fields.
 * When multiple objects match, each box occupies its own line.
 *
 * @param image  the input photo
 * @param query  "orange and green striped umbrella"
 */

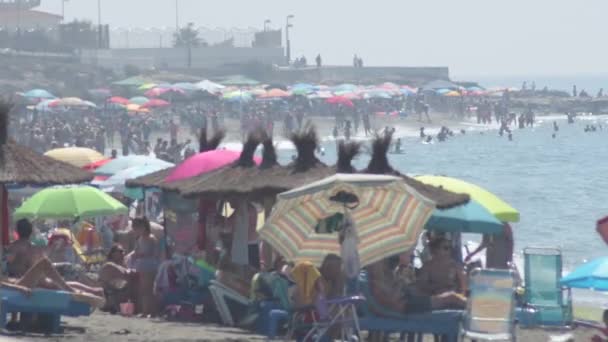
xmin=259 ymin=174 xmax=436 ymax=267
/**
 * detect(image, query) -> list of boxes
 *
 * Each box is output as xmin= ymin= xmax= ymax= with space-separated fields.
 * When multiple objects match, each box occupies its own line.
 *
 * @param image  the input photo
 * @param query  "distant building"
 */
xmin=0 ymin=9 xmax=62 ymax=30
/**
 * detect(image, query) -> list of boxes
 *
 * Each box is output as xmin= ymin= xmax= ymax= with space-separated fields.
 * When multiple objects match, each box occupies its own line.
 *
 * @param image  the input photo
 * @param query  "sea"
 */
xmin=266 ymin=114 xmax=608 ymax=305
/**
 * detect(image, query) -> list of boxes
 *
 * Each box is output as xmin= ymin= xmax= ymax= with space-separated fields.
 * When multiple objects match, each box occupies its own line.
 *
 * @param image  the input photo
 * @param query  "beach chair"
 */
xmin=0 ymin=288 xmax=92 ymax=333
xmin=461 ymin=268 xmax=517 ymax=342
xmin=519 ymin=247 xmax=572 ymax=328
xmin=356 ymin=271 xmax=463 ymax=342
xmin=208 ymin=280 xmax=250 ymax=326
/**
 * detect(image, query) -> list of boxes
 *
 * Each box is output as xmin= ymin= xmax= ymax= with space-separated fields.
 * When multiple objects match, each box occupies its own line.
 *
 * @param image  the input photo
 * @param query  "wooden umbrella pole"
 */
xmin=0 ymin=184 xmax=6 ymax=274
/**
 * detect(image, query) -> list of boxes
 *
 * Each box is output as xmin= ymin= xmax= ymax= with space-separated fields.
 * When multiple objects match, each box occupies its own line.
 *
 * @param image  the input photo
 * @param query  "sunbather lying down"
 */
xmin=0 ymin=257 xmax=105 ymax=308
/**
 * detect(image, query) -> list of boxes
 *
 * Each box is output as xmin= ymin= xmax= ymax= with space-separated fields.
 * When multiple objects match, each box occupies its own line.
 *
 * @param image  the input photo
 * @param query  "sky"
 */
xmin=38 ymin=0 xmax=608 ymax=81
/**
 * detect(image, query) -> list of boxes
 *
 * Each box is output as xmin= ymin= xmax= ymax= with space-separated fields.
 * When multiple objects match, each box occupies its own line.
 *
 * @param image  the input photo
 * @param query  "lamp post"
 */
xmin=175 ymin=0 xmax=180 ymax=32
xmin=285 ymin=14 xmax=294 ymax=65
xmin=264 ymin=19 xmax=271 ymax=32
xmin=97 ymin=0 xmax=102 ymax=49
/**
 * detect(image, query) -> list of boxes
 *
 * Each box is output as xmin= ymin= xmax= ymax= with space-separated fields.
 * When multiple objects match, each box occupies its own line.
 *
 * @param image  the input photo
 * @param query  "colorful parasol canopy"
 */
xmin=95 ymin=155 xmax=174 ymax=176
xmin=82 ymin=158 xmax=112 ymax=172
xmin=23 ymin=89 xmax=55 ymax=99
xmin=14 ymin=186 xmax=128 ymax=220
xmin=259 ymin=174 xmax=436 ymax=266
xmin=44 ymin=147 xmax=106 ymax=168
xmin=560 ymin=257 xmax=608 ymax=291
xmin=415 ymin=175 xmax=519 ymax=222
xmin=107 ymin=96 xmax=130 ymax=105
xmin=425 ymin=199 xmax=503 ymax=234
xmin=129 ymin=96 xmax=149 ymax=105
xmin=326 ymin=96 xmax=354 ymax=107
xmin=165 ymin=150 xmax=261 ymax=182
xmin=141 ymin=99 xmax=170 ymax=109
xmin=259 ymin=88 xmax=291 ymax=98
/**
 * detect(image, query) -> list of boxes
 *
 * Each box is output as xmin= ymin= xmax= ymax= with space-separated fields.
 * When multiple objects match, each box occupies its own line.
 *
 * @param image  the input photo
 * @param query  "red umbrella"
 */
xmin=597 ymin=216 xmax=608 ymax=246
xmin=107 ymin=96 xmax=130 ymax=105
xmin=82 ymin=158 xmax=111 ymax=172
xmin=326 ymin=96 xmax=354 ymax=107
xmin=141 ymin=99 xmax=171 ymax=109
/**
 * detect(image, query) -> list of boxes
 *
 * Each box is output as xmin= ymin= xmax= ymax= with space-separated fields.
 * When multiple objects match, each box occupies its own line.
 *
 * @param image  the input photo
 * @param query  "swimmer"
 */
xmin=552 ymin=133 xmax=556 ymax=139
xmin=553 ymin=121 xmax=559 ymax=132
xmin=395 ymin=138 xmax=403 ymax=153
xmin=460 ymin=129 xmax=466 ymax=135
xmin=508 ymin=133 xmax=513 ymax=141
xmin=420 ymin=127 xmax=426 ymax=139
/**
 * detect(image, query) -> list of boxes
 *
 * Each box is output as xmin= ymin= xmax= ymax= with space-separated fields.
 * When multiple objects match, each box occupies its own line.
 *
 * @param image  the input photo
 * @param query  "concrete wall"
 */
xmin=80 ymin=46 xmax=285 ymax=70
xmin=273 ymin=66 xmax=450 ymax=85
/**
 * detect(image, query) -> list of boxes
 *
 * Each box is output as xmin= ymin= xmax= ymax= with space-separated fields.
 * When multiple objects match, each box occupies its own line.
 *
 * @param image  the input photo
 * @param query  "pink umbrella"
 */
xmin=326 ymin=96 xmax=354 ymax=107
xmin=165 ymin=150 xmax=262 ymax=182
xmin=141 ymin=99 xmax=171 ymax=109
xmin=107 ymin=96 xmax=130 ymax=105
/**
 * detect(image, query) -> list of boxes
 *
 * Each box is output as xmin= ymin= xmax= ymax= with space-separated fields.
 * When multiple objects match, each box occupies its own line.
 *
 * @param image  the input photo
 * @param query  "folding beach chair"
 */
xmin=521 ymin=247 xmax=572 ymax=327
xmin=208 ymin=280 xmax=250 ymax=326
xmin=461 ymin=268 xmax=517 ymax=342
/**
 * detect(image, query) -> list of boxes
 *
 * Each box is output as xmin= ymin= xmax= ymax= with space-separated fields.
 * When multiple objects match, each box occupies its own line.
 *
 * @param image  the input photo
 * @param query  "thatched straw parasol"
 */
xmin=363 ymin=132 xmax=469 ymax=209
xmin=336 ymin=140 xmax=361 ymax=174
xmin=0 ymin=102 xmax=93 ymax=250
xmin=171 ymin=125 xmax=335 ymax=201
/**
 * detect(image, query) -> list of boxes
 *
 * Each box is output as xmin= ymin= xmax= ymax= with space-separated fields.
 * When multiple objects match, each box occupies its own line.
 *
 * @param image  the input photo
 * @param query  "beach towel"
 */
xmin=291 ymin=261 xmax=321 ymax=306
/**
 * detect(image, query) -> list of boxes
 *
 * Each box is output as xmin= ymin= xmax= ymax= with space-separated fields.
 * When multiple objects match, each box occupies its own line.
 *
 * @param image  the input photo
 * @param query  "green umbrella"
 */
xmin=14 ymin=186 xmax=128 ymax=220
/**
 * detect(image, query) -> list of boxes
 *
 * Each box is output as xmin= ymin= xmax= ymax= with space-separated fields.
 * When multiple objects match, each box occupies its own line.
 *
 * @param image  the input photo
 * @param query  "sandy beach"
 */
xmin=0 ymin=311 xmax=595 ymax=341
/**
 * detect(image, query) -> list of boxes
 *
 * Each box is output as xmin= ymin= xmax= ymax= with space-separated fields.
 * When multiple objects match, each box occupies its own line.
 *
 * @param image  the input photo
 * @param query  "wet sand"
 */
xmin=1 ymin=311 xmax=597 ymax=341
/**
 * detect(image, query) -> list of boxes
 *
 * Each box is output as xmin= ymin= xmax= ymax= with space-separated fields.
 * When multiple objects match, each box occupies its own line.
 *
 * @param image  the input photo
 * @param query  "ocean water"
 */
xmin=272 ymin=115 xmax=608 ymax=304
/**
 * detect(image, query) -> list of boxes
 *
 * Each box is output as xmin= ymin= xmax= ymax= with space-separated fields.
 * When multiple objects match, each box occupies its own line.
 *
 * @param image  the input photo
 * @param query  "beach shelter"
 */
xmin=14 ymin=186 xmax=128 ymax=220
xmin=0 ymin=103 xmax=92 ymax=249
xmin=44 ymin=147 xmax=106 ymax=168
xmin=415 ymin=175 xmax=519 ymax=222
xmin=259 ymin=173 xmax=436 ymax=266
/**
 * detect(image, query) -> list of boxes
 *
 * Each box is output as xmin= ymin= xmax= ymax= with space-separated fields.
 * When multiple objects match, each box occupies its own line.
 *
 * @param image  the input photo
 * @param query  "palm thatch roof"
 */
xmin=170 ymin=126 xmax=335 ymax=200
xmin=363 ymin=132 xmax=469 ymax=209
xmin=0 ymin=102 xmax=92 ymax=185
xmin=125 ymin=128 xmax=225 ymax=190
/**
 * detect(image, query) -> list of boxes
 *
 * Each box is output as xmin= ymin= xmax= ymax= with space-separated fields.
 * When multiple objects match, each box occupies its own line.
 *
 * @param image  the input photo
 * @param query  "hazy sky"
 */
xmin=38 ymin=0 xmax=607 ymax=79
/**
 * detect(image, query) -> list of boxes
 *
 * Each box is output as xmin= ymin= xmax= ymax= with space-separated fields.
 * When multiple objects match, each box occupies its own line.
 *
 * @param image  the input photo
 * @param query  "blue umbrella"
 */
xmin=560 ymin=257 xmax=608 ymax=291
xmin=425 ymin=200 xmax=503 ymax=234
xmin=24 ymin=89 xmax=55 ymax=99
xmin=94 ymin=156 xmax=174 ymax=176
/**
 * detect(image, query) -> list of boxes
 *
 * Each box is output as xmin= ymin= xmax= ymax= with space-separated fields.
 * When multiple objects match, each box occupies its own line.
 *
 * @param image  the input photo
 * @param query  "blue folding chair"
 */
xmin=519 ymin=247 xmax=572 ymax=328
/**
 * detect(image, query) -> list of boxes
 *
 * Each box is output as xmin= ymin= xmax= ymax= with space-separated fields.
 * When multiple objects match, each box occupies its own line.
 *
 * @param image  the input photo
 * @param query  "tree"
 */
xmin=173 ymin=23 xmax=203 ymax=48
xmin=173 ymin=23 xmax=206 ymax=68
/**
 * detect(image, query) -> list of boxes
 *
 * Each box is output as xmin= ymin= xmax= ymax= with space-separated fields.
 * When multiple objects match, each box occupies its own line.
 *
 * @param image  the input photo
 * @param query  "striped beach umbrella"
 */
xmin=259 ymin=174 xmax=436 ymax=267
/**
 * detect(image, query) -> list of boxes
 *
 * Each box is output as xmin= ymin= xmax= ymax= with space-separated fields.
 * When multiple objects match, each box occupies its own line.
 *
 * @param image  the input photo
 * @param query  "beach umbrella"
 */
xmin=222 ymin=90 xmax=252 ymax=102
xmin=259 ymin=88 xmax=291 ymax=99
xmin=333 ymin=84 xmax=358 ymax=92
xmin=125 ymin=103 xmax=148 ymax=113
xmin=445 ymin=91 xmax=462 ymax=97
xmin=129 ymin=96 xmax=149 ymax=105
xmin=14 ymin=186 xmax=128 ymax=220
xmin=141 ymin=99 xmax=170 ymax=109
xmin=34 ymin=99 xmax=59 ymax=112
xmin=415 ymin=175 xmax=519 ymax=222
xmin=50 ymin=97 xmax=96 ymax=109
xmin=95 ymin=155 xmax=174 ymax=176
xmin=23 ymin=89 xmax=55 ymax=99
xmin=44 ymin=147 xmax=106 ymax=168
xmin=364 ymin=90 xmax=392 ymax=99
xmin=560 ymin=257 xmax=608 ymax=291
xmin=107 ymin=96 xmax=130 ymax=105
xmin=326 ymin=96 xmax=354 ymax=107
xmin=82 ymin=158 xmax=111 ymax=172
xmin=307 ymin=91 xmax=333 ymax=99
xmin=425 ymin=200 xmax=503 ymax=234
xmin=194 ymin=80 xmax=225 ymax=93
xmin=173 ymin=82 xmax=198 ymax=91
xmin=259 ymin=174 xmax=436 ymax=266
xmin=165 ymin=150 xmax=260 ymax=182
xmin=400 ymin=88 xmax=416 ymax=96
xmin=435 ymin=88 xmax=451 ymax=95
xmin=96 ymin=164 xmax=171 ymax=194
xmin=138 ymin=83 xmax=158 ymax=90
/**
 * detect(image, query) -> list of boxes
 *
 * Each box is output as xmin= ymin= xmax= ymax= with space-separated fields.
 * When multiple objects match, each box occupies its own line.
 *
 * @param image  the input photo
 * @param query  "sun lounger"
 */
xmin=461 ymin=268 xmax=517 ymax=342
xmin=356 ymin=272 xmax=463 ymax=342
xmin=208 ymin=280 xmax=250 ymax=326
xmin=518 ymin=247 xmax=572 ymax=328
xmin=0 ymin=288 xmax=91 ymax=333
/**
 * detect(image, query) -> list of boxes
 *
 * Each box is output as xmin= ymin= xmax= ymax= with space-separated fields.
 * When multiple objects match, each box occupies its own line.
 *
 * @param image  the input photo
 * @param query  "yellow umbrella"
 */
xmin=44 ymin=147 xmax=106 ymax=168
xmin=415 ymin=175 xmax=519 ymax=222
xmin=445 ymin=91 xmax=462 ymax=97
